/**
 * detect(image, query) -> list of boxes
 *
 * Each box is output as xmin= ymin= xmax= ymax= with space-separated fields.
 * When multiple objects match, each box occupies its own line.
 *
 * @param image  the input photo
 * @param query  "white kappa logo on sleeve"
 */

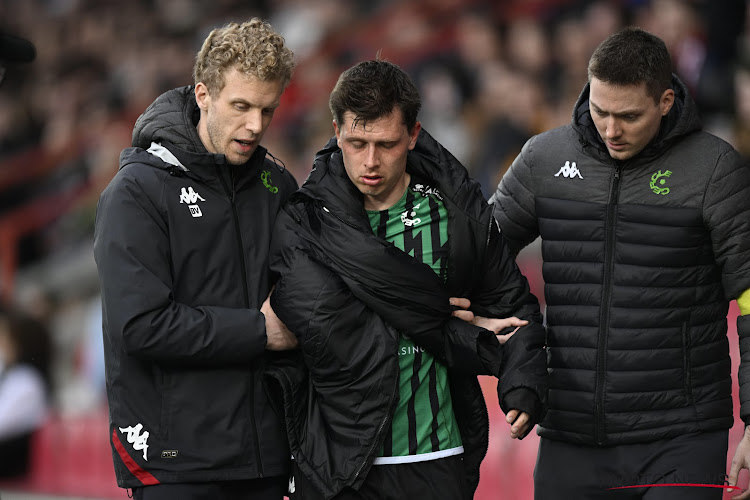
xmin=119 ymin=423 xmax=150 ymax=461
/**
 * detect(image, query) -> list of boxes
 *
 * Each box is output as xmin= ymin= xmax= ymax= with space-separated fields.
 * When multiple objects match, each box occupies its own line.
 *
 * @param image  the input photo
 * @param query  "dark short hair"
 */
xmin=588 ymin=27 xmax=673 ymax=103
xmin=329 ymin=59 xmax=421 ymax=131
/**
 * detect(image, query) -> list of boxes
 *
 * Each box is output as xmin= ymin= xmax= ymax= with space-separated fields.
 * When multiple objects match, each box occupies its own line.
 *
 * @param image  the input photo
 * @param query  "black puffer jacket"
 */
xmin=265 ymin=129 xmax=548 ymax=499
xmin=94 ymin=86 xmax=297 ymax=487
xmin=491 ymin=75 xmax=750 ymax=446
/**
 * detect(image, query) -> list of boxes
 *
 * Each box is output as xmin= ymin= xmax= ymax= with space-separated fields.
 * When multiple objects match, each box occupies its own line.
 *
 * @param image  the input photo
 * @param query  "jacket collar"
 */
xmin=297 ymin=128 xmax=486 ymax=225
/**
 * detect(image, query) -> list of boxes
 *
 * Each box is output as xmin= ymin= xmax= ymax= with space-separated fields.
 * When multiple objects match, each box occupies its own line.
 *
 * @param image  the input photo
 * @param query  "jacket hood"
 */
xmin=297 ymin=128 xmax=488 ymax=227
xmin=122 ymin=85 xmax=269 ymax=177
xmin=571 ymin=74 xmax=702 ymax=162
xmin=131 ymin=86 xmax=206 ymax=153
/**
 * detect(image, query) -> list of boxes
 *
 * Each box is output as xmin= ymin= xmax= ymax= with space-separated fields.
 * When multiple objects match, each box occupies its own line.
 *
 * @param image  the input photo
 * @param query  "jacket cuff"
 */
xmin=442 ymin=317 xmax=501 ymax=376
xmin=499 ymin=387 xmax=541 ymax=440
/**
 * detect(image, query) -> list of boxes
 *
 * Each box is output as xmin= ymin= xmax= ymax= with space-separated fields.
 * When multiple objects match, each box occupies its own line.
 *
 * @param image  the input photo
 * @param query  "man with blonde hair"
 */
xmin=94 ymin=19 xmax=298 ymax=500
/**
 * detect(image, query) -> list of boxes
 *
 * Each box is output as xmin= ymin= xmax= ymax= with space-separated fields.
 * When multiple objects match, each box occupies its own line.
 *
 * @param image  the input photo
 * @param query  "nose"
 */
xmin=605 ymin=118 xmax=621 ymax=140
xmin=364 ymin=144 xmax=379 ymax=169
xmin=244 ymin=109 xmax=262 ymax=136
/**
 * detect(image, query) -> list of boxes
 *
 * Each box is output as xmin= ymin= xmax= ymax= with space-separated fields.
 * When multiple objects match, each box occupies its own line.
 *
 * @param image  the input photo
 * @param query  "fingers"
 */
xmin=506 ymin=409 xmax=519 ymax=424
xmin=260 ymin=295 xmax=272 ymax=315
xmin=508 ymin=411 xmax=530 ymax=439
xmin=505 ymin=317 xmax=529 ymax=327
xmin=728 ymin=436 xmax=750 ymax=498
xmin=498 ymin=323 xmax=528 ymax=343
xmin=728 ymin=459 xmax=741 ymax=487
xmin=449 ymin=297 xmax=471 ymax=310
xmin=496 ymin=330 xmax=514 ymax=345
xmin=451 ymin=309 xmax=475 ymax=322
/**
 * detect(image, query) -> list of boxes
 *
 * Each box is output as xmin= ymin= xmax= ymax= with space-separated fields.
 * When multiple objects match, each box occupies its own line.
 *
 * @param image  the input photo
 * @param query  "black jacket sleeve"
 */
xmin=471 ymin=216 xmax=548 ymax=434
xmin=489 ymin=138 xmax=541 ymax=257
xmin=703 ymin=150 xmax=750 ymax=422
xmin=94 ymin=168 xmax=268 ymax=367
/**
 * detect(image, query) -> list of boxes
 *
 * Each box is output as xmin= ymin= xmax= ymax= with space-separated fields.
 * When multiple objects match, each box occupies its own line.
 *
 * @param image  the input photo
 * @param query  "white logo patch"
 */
xmin=554 ymin=161 xmax=583 ymax=179
xmin=119 ymin=423 xmax=150 ymax=461
xmin=412 ymin=183 xmax=443 ymax=200
xmin=288 ymin=475 xmax=296 ymax=494
xmin=179 ymin=187 xmax=205 ymax=218
xmin=401 ymin=203 xmax=422 ymax=227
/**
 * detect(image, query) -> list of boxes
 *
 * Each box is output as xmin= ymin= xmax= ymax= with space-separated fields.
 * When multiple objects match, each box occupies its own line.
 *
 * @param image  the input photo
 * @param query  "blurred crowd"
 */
xmin=0 ymin=0 xmax=748 ymax=426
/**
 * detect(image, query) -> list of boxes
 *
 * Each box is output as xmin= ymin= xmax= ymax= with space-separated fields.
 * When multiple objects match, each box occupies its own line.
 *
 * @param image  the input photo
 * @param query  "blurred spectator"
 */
xmin=0 ymin=306 xmax=52 ymax=478
xmin=733 ymin=53 xmax=750 ymax=158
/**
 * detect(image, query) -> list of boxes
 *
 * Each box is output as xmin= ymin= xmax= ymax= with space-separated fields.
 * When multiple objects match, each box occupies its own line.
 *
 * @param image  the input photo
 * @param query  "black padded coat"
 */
xmin=491 ymin=74 xmax=750 ymax=446
xmin=94 ymin=86 xmax=297 ymax=487
xmin=265 ymin=129 xmax=548 ymax=499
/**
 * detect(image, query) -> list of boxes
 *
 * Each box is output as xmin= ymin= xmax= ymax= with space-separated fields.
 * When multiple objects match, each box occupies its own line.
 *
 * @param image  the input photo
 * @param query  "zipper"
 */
xmin=322 ymin=205 xmax=367 ymax=233
xmin=350 ymin=352 xmax=400 ymax=485
xmin=217 ymin=165 xmax=263 ymax=476
xmin=320 ymin=203 xmax=398 ymax=485
xmin=594 ymin=164 xmax=622 ymax=445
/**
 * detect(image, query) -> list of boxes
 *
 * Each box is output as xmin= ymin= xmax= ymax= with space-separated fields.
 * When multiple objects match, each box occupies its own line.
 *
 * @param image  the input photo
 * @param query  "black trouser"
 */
xmin=289 ymin=454 xmax=469 ymax=500
xmin=534 ymin=430 xmax=729 ymax=500
xmin=132 ymin=477 xmax=288 ymax=500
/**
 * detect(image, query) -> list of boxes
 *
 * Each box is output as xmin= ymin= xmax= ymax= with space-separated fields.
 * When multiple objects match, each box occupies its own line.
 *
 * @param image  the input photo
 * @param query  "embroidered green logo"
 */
xmin=649 ymin=169 xmax=672 ymax=195
xmin=260 ymin=170 xmax=278 ymax=194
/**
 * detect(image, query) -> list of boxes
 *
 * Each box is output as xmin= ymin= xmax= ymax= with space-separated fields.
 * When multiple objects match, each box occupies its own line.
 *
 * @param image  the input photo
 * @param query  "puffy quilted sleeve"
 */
xmin=703 ymin=148 xmax=750 ymax=422
xmin=489 ymin=137 xmax=540 ymax=257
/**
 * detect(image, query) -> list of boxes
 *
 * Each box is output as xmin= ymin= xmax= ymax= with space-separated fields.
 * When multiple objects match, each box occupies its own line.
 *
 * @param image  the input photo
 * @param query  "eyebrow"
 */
xmin=230 ymin=97 xmax=280 ymax=109
xmin=344 ymin=135 xmax=400 ymax=146
xmin=590 ymin=101 xmax=643 ymax=117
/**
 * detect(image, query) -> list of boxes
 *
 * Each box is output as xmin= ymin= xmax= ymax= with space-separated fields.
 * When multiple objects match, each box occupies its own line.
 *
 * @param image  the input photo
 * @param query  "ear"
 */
xmin=333 ymin=119 xmax=343 ymax=147
xmin=195 ymin=82 xmax=210 ymax=111
xmin=408 ymin=121 xmax=422 ymax=150
xmin=659 ymin=88 xmax=675 ymax=116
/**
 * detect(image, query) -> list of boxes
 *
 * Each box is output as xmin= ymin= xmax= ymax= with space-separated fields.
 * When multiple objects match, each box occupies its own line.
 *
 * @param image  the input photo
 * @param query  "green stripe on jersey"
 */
xmin=367 ymin=177 xmax=462 ymax=461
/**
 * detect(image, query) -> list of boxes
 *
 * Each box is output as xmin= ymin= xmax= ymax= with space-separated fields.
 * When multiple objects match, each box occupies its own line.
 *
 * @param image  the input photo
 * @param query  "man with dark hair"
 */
xmin=0 ymin=30 xmax=35 ymax=86
xmin=94 ymin=19 xmax=298 ymax=500
xmin=265 ymin=59 xmax=548 ymax=499
xmin=491 ymin=26 xmax=750 ymax=499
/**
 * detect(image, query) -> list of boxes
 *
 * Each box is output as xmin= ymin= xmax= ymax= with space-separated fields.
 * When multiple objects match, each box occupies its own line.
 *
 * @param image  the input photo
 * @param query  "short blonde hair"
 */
xmin=193 ymin=18 xmax=295 ymax=95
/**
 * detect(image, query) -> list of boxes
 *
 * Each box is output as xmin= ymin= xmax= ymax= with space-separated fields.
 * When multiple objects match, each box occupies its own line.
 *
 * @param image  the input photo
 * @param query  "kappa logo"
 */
xmin=554 ymin=161 xmax=584 ymax=179
xmin=119 ymin=423 xmax=150 ymax=461
xmin=288 ymin=475 xmax=296 ymax=494
xmin=401 ymin=203 xmax=422 ymax=227
xmin=179 ymin=186 xmax=205 ymax=218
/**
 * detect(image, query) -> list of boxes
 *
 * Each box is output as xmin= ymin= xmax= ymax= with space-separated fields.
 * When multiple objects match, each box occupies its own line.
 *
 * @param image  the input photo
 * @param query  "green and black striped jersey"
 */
xmin=367 ymin=177 xmax=463 ymax=464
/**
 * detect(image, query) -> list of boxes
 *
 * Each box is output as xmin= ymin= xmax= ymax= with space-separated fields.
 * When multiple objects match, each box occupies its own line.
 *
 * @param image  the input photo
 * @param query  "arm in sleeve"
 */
xmin=473 ymin=215 xmax=548 ymax=431
xmin=93 ymin=173 xmax=267 ymax=368
xmin=489 ymin=138 xmax=540 ymax=257
xmin=703 ymin=151 xmax=750 ymax=423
